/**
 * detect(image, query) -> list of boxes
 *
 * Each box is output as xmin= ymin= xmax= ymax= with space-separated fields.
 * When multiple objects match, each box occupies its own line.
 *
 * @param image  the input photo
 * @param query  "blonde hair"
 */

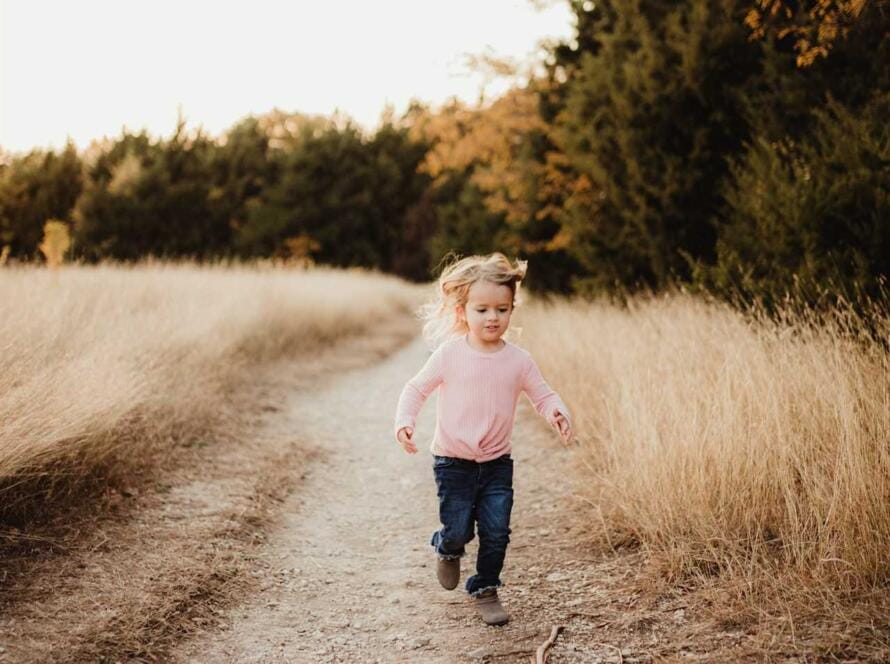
xmin=418 ymin=252 xmax=528 ymax=350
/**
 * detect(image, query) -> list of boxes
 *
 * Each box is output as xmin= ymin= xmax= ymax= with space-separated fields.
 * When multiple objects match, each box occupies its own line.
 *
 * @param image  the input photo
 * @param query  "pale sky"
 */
xmin=0 ymin=0 xmax=574 ymax=154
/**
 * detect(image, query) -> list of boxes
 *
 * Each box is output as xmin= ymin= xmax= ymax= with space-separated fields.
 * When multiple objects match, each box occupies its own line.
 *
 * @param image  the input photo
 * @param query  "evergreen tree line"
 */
xmin=0 ymin=0 xmax=886 ymax=307
xmin=0 ymin=113 xmax=436 ymax=280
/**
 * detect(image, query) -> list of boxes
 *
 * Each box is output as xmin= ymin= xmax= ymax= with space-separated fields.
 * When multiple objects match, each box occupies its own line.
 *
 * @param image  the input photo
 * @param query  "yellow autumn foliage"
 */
xmin=38 ymin=220 xmax=71 ymax=267
xmin=410 ymin=87 xmax=548 ymax=227
xmin=745 ymin=0 xmax=868 ymax=66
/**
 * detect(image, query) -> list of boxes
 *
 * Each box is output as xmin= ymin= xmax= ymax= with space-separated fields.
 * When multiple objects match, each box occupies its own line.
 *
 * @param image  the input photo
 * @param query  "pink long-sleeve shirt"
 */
xmin=394 ymin=334 xmax=571 ymax=462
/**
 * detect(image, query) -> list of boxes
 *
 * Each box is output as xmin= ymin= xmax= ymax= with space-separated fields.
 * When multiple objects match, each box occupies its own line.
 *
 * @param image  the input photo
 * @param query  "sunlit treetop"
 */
xmin=745 ymin=0 xmax=871 ymax=67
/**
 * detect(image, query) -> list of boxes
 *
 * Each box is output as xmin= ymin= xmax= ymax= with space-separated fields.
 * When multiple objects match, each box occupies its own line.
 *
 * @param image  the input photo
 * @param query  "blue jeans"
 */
xmin=430 ymin=453 xmax=514 ymax=596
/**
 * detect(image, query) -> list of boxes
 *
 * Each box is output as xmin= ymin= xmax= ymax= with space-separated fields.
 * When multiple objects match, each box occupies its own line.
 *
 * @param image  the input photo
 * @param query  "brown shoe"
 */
xmin=474 ymin=588 xmax=509 ymax=626
xmin=436 ymin=557 xmax=460 ymax=590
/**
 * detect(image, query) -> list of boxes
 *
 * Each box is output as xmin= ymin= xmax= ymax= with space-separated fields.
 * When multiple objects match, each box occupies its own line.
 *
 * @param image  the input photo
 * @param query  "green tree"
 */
xmin=73 ymin=121 xmax=227 ymax=260
xmin=700 ymin=93 xmax=890 ymax=308
xmin=549 ymin=0 xmax=760 ymax=292
xmin=365 ymin=121 xmax=433 ymax=276
xmin=0 ymin=143 xmax=82 ymax=258
xmin=208 ymin=116 xmax=281 ymax=256
xmin=237 ymin=117 xmax=431 ymax=274
xmin=426 ymin=172 xmax=507 ymax=269
xmin=696 ymin=0 xmax=890 ymax=308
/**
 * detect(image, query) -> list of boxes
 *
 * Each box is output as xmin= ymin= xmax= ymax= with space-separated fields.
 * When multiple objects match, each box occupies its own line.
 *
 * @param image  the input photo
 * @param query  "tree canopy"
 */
xmin=1 ymin=0 xmax=886 ymax=308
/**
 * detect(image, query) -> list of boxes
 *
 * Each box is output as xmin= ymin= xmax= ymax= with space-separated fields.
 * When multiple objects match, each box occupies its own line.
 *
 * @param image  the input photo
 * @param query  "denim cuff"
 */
xmin=468 ymin=583 xmax=502 ymax=597
xmin=436 ymin=551 xmax=462 ymax=561
xmin=430 ymin=532 xmax=464 ymax=560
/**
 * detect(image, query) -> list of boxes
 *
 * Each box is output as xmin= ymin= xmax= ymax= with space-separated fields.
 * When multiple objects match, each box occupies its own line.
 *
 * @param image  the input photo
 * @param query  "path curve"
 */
xmin=173 ymin=337 xmax=640 ymax=663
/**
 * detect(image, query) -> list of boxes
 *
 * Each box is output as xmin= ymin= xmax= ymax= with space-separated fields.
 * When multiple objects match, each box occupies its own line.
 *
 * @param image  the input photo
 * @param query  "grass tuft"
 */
xmin=518 ymin=292 xmax=890 ymax=650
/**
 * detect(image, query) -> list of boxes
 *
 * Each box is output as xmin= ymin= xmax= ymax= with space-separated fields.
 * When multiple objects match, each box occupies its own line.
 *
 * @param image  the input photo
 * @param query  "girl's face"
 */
xmin=457 ymin=280 xmax=514 ymax=343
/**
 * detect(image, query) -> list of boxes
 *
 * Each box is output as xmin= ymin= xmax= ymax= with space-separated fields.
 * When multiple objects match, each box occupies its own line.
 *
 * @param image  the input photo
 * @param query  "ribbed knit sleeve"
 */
xmin=394 ymin=346 xmax=444 ymax=436
xmin=521 ymin=355 xmax=571 ymax=427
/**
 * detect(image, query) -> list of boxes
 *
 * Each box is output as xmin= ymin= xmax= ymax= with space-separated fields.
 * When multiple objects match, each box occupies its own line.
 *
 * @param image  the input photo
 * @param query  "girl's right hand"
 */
xmin=396 ymin=426 xmax=417 ymax=454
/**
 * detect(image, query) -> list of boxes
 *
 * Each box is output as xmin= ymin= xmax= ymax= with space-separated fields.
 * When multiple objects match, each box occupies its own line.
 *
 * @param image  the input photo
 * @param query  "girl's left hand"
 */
xmin=552 ymin=409 xmax=573 ymax=444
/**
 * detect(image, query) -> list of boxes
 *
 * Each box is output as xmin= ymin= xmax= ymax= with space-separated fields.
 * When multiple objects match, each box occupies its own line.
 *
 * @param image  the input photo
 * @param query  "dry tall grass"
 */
xmin=0 ymin=262 xmax=421 ymax=517
xmin=518 ymin=294 xmax=889 ymax=620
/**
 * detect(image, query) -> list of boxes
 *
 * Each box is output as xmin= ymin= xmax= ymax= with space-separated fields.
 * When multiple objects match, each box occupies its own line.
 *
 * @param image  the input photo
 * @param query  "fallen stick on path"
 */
xmin=535 ymin=625 xmax=564 ymax=663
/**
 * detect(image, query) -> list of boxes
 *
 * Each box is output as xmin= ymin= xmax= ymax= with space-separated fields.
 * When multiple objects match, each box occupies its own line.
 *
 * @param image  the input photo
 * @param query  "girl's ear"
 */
xmin=455 ymin=303 xmax=465 ymax=323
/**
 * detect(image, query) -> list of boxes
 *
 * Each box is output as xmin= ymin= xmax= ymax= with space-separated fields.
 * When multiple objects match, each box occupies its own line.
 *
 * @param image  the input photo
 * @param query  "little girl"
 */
xmin=393 ymin=252 xmax=573 ymax=627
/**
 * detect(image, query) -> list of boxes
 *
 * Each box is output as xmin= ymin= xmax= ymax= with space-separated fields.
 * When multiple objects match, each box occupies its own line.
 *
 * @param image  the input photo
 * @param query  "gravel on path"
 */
xmin=173 ymin=336 xmax=719 ymax=664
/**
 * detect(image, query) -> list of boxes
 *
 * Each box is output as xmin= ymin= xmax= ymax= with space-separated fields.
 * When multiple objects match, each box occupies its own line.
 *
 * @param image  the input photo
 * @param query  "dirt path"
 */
xmin=171 ymin=337 xmax=690 ymax=664
xmin=1 ymin=330 xmax=867 ymax=662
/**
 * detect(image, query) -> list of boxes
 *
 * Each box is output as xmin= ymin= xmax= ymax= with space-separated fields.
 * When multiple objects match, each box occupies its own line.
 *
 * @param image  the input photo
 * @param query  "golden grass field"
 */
xmin=0 ymin=262 xmax=422 ymax=518
xmin=3 ymin=264 xmax=888 ymax=658
xmin=518 ymin=293 xmax=890 ymax=632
